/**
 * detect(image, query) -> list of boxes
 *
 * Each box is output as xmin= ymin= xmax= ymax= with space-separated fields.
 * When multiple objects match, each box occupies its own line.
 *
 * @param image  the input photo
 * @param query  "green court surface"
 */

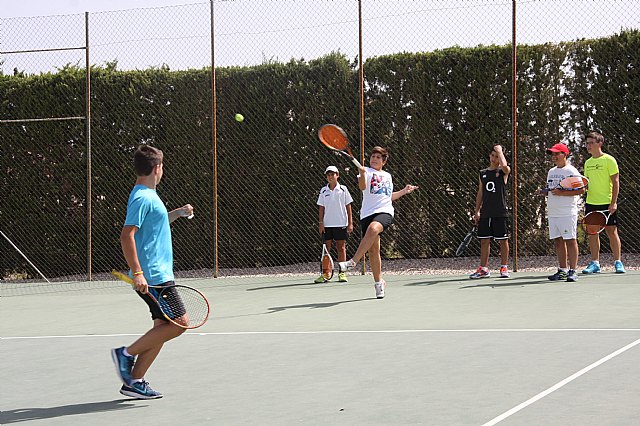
xmin=2 ymin=271 xmax=640 ymax=425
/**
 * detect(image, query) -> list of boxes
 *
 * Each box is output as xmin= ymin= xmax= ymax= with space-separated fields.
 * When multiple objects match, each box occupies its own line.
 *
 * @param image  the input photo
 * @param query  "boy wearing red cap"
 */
xmin=539 ymin=143 xmax=584 ymax=282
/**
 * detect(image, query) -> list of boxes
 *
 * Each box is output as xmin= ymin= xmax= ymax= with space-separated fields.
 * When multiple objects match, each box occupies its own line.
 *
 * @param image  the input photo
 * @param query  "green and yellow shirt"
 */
xmin=584 ymin=153 xmax=619 ymax=205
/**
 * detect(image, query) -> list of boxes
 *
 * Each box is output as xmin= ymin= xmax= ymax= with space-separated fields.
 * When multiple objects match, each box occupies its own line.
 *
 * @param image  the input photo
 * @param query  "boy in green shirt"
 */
xmin=582 ymin=131 xmax=625 ymax=274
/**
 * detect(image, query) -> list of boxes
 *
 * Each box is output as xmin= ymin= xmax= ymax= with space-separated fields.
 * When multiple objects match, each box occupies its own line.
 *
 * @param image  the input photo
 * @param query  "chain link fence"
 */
xmin=1 ymin=0 xmax=639 ymax=282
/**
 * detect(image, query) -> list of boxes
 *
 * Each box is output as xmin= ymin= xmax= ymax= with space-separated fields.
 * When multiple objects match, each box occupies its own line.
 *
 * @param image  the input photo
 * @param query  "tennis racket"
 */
xmin=541 ymin=175 xmax=588 ymax=194
xmin=581 ymin=200 xmax=623 ymax=235
xmin=111 ymin=270 xmax=210 ymax=329
xmin=318 ymin=124 xmax=362 ymax=168
xmin=320 ymin=233 xmax=334 ymax=281
xmin=455 ymin=226 xmax=476 ymax=257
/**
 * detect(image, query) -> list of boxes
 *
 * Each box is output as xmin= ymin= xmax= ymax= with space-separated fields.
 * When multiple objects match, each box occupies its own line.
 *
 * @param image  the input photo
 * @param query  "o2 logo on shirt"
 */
xmin=485 ymin=181 xmax=496 ymax=193
xmin=370 ymin=173 xmax=392 ymax=196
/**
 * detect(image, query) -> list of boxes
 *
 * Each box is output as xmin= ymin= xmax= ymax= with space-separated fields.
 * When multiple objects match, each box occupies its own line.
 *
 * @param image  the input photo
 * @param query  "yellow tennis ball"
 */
xmin=235 ymin=113 xmax=244 ymax=122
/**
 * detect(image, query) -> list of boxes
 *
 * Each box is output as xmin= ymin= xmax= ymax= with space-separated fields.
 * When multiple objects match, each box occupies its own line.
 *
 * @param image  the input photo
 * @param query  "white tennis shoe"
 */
xmin=374 ymin=280 xmax=386 ymax=299
xmin=338 ymin=259 xmax=356 ymax=272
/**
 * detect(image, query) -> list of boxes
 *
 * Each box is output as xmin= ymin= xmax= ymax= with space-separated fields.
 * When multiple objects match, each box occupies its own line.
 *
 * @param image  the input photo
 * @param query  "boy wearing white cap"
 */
xmin=315 ymin=166 xmax=353 ymax=283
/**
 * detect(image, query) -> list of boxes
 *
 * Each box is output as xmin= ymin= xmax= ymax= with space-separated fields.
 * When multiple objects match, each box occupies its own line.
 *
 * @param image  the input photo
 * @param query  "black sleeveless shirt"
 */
xmin=479 ymin=168 xmax=508 ymax=218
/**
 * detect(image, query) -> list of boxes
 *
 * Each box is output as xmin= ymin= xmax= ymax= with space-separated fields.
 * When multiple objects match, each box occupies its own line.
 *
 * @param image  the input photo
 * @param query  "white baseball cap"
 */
xmin=324 ymin=165 xmax=339 ymax=174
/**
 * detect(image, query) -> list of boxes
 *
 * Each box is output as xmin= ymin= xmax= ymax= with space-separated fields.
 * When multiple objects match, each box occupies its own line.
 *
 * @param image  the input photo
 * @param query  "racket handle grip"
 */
xmin=111 ymin=270 xmax=134 ymax=285
xmin=186 ymin=214 xmax=194 ymax=219
xmin=351 ymin=157 xmax=362 ymax=169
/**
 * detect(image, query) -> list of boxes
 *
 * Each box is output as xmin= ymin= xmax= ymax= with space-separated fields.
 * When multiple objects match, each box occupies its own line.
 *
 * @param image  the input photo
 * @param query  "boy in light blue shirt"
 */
xmin=125 ymin=184 xmax=175 ymax=285
xmin=111 ymin=145 xmax=193 ymax=399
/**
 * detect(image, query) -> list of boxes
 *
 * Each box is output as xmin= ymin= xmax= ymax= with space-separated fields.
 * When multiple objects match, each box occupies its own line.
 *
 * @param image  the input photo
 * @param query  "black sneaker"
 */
xmin=548 ymin=269 xmax=568 ymax=281
xmin=566 ymin=269 xmax=578 ymax=282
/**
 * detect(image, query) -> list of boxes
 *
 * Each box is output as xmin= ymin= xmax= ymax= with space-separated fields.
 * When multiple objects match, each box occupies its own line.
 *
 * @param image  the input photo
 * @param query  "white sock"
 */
xmin=347 ymin=259 xmax=356 ymax=267
xmin=123 ymin=347 xmax=133 ymax=357
xmin=593 ymin=260 xmax=600 ymax=265
xmin=501 ymin=264 xmax=508 ymax=269
xmin=559 ymin=268 xmax=568 ymax=272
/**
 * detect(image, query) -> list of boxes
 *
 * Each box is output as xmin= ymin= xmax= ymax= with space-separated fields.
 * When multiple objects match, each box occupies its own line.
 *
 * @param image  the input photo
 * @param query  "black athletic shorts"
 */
xmin=477 ymin=217 xmax=509 ymax=240
xmin=360 ymin=213 xmax=394 ymax=236
xmin=585 ymin=203 xmax=619 ymax=226
xmin=323 ymin=226 xmax=348 ymax=241
xmin=136 ymin=280 xmax=185 ymax=321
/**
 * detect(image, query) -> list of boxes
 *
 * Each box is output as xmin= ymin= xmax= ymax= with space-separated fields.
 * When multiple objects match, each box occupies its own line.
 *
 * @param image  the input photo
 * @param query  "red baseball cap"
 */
xmin=546 ymin=143 xmax=569 ymax=155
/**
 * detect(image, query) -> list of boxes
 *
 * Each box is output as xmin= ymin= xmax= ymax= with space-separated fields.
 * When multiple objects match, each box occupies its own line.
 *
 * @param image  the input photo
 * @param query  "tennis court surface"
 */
xmin=2 ymin=270 xmax=640 ymax=425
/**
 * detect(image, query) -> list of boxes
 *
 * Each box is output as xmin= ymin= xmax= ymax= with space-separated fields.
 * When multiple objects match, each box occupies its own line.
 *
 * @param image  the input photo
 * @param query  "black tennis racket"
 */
xmin=455 ymin=226 xmax=477 ymax=256
xmin=318 ymin=124 xmax=362 ymax=168
xmin=111 ymin=270 xmax=210 ymax=329
xmin=320 ymin=234 xmax=334 ymax=281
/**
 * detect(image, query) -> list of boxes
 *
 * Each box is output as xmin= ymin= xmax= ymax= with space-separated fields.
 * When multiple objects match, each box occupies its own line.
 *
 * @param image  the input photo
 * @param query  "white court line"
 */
xmin=3 ymin=328 xmax=640 ymax=340
xmin=482 ymin=336 xmax=640 ymax=426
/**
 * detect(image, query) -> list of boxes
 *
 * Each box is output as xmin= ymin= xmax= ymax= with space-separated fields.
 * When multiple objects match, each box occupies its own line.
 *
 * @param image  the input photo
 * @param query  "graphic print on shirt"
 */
xmin=370 ymin=173 xmax=392 ymax=196
xmin=585 ymin=163 xmax=605 ymax=173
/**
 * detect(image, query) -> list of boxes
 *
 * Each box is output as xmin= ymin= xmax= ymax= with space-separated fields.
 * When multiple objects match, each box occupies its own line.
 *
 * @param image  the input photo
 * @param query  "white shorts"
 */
xmin=548 ymin=215 xmax=578 ymax=240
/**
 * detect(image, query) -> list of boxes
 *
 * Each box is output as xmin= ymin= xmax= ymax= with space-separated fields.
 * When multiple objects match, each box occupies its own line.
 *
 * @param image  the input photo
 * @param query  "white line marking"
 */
xmin=482 ymin=336 xmax=640 ymax=426
xmin=2 ymin=328 xmax=640 ymax=340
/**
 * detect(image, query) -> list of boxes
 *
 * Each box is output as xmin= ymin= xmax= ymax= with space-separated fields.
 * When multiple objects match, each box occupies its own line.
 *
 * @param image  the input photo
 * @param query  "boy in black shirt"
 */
xmin=470 ymin=144 xmax=511 ymax=279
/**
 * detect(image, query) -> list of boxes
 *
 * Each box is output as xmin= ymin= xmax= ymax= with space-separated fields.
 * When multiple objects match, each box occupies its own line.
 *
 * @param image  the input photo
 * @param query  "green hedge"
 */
xmin=1 ymin=32 xmax=639 ymax=278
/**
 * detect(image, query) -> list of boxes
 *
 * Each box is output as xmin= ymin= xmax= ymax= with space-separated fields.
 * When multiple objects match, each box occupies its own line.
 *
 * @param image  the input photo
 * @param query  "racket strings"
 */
xmin=159 ymin=286 xmax=209 ymax=328
xmin=582 ymin=212 xmax=607 ymax=234
xmin=322 ymin=254 xmax=333 ymax=280
xmin=559 ymin=175 xmax=588 ymax=190
xmin=318 ymin=126 xmax=349 ymax=150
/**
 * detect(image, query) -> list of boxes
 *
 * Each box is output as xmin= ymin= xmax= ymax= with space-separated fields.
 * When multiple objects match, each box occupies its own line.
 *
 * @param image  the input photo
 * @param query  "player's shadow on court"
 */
xmin=0 ymin=400 xmax=141 ymax=424
xmin=266 ymin=298 xmax=373 ymax=313
xmin=404 ymin=277 xmax=467 ymax=287
xmin=246 ymin=282 xmax=320 ymax=291
xmin=460 ymin=276 xmax=557 ymax=289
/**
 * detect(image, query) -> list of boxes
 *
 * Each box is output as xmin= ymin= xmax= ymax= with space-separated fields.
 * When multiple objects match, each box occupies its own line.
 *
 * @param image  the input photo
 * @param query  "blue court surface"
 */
xmin=2 ymin=270 xmax=640 ymax=425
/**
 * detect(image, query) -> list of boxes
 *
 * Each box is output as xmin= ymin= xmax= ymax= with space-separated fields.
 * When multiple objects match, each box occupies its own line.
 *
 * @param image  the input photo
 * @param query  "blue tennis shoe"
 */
xmin=614 ymin=260 xmax=626 ymax=274
xmin=111 ymin=346 xmax=135 ymax=385
xmin=120 ymin=380 xmax=163 ymax=399
xmin=581 ymin=261 xmax=601 ymax=274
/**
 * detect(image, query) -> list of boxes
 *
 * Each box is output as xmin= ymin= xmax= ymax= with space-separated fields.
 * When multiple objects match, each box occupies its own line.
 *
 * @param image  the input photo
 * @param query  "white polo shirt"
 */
xmin=316 ymin=183 xmax=353 ymax=227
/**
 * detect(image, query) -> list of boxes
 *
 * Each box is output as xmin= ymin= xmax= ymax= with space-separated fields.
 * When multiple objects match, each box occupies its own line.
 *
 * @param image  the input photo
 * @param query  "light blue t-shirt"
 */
xmin=124 ymin=184 xmax=174 ymax=285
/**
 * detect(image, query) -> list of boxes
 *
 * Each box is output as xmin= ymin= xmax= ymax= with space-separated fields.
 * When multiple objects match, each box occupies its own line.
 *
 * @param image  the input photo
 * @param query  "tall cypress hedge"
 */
xmin=1 ymin=32 xmax=638 ymax=278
